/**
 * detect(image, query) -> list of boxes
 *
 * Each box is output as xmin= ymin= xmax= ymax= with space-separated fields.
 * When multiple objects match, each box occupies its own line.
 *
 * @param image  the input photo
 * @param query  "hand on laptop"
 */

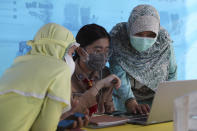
xmin=126 ymin=99 xmax=150 ymax=114
xmin=60 ymin=99 xmax=90 ymax=129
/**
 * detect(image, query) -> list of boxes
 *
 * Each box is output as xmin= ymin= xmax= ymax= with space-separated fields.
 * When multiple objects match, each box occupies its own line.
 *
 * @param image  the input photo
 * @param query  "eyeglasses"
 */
xmin=85 ymin=47 xmax=113 ymax=60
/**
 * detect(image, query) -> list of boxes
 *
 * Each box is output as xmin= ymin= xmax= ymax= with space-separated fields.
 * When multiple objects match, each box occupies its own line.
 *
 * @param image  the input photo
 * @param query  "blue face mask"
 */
xmin=130 ymin=36 xmax=157 ymax=52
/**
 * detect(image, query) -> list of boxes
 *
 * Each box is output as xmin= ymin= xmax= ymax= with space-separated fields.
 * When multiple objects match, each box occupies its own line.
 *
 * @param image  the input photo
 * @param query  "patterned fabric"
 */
xmin=109 ymin=5 xmax=177 ymax=111
xmin=109 ymin=4 xmax=176 ymax=91
xmin=110 ymin=22 xmax=172 ymax=91
xmin=110 ymin=50 xmax=177 ymax=111
xmin=128 ymin=4 xmax=160 ymax=36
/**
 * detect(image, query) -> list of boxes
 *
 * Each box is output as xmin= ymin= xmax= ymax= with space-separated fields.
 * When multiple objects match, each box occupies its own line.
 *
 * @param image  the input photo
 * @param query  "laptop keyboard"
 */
xmin=126 ymin=113 xmax=148 ymax=119
xmin=130 ymin=116 xmax=148 ymax=122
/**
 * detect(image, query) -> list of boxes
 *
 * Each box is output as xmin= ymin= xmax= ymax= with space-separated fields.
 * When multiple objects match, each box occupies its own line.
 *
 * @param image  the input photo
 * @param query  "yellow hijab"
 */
xmin=27 ymin=23 xmax=76 ymax=59
xmin=0 ymin=23 xmax=75 ymax=112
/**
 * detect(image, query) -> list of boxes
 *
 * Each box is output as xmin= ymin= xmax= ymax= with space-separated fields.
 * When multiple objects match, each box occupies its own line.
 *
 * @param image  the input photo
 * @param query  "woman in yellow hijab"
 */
xmin=0 ymin=23 xmax=78 ymax=131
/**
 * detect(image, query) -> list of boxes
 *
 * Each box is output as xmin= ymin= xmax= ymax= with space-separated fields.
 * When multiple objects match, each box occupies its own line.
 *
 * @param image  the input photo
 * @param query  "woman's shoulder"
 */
xmin=110 ymin=22 xmax=128 ymax=37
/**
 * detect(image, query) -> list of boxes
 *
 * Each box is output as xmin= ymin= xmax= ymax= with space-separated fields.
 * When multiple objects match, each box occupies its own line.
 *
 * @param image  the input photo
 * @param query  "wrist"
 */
xmin=125 ymin=97 xmax=136 ymax=107
xmin=95 ymin=81 xmax=104 ymax=90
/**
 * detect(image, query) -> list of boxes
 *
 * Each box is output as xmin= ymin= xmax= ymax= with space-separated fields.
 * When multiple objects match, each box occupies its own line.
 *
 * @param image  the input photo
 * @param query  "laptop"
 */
xmin=127 ymin=79 xmax=197 ymax=125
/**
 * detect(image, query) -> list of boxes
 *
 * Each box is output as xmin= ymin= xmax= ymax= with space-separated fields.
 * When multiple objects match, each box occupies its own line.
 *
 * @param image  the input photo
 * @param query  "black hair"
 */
xmin=74 ymin=24 xmax=110 ymax=60
xmin=76 ymin=24 xmax=110 ymax=47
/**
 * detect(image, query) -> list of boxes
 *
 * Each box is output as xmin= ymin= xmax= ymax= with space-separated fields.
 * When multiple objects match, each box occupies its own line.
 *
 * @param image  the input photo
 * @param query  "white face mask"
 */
xmin=64 ymin=54 xmax=75 ymax=76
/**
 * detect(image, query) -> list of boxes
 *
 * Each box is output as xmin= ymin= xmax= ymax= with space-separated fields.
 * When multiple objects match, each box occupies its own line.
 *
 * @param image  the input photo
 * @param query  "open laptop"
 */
xmin=128 ymin=79 xmax=197 ymax=125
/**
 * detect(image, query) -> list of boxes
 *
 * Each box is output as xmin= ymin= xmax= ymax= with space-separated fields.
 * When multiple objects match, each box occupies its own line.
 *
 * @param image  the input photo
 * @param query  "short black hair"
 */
xmin=76 ymin=24 xmax=110 ymax=48
xmin=74 ymin=24 xmax=110 ymax=60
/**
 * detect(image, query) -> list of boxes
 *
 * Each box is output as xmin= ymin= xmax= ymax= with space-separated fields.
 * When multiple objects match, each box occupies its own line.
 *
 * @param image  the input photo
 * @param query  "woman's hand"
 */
xmin=126 ymin=99 xmax=150 ymax=114
xmin=70 ymin=115 xmax=89 ymax=129
xmin=97 ymin=74 xmax=121 ymax=90
xmin=60 ymin=99 xmax=90 ymax=129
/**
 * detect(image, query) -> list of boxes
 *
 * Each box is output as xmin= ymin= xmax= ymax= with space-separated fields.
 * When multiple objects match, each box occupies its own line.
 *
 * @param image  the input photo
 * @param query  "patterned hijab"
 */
xmin=109 ymin=4 xmax=172 ymax=91
xmin=128 ymin=4 xmax=160 ymax=37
